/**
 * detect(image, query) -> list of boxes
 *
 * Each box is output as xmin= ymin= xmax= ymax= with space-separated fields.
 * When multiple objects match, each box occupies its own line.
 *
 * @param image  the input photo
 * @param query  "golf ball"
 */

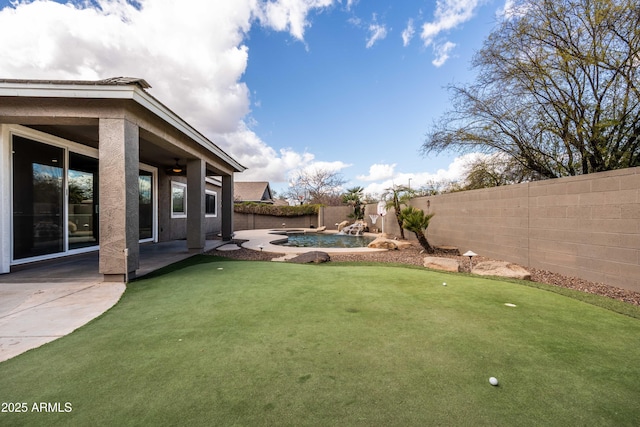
xmin=443 ymin=282 xmax=447 ymax=286
xmin=489 ymin=377 xmax=499 ymax=386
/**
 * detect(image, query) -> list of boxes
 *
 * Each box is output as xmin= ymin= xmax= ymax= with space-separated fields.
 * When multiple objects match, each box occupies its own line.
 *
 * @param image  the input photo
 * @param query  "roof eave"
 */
xmin=0 ymin=80 xmax=246 ymax=173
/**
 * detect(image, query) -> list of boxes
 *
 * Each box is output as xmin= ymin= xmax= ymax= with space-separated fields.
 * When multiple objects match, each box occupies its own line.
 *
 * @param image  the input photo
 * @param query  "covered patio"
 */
xmin=0 ymin=78 xmax=245 ymax=282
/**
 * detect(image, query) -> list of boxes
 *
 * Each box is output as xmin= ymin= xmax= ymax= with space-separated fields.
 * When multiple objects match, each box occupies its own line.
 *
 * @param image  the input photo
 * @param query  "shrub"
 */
xmin=233 ymin=202 xmax=320 ymax=217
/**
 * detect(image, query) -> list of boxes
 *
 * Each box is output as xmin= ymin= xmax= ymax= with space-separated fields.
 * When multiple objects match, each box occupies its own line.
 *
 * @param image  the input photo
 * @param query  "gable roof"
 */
xmin=234 ymin=181 xmax=273 ymax=203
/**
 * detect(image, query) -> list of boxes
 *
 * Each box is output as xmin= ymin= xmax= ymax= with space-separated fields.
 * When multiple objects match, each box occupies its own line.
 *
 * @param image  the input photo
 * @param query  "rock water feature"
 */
xmin=338 ymin=221 xmax=366 ymax=236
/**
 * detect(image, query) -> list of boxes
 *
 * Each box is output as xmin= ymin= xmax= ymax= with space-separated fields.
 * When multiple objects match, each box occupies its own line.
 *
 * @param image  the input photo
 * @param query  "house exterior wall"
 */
xmin=158 ymin=172 xmax=222 ymax=241
xmin=368 ymin=167 xmax=640 ymax=292
xmin=0 ymin=79 xmax=244 ymax=280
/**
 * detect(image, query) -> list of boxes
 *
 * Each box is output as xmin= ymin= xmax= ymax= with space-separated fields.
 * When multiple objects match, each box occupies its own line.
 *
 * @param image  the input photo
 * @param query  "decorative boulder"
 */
xmin=368 ymin=237 xmax=399 ymax=249
xmin=423 ymin=257 xmax=461 ymax=272
xmin=337 ymin=221 xmax=349 ymax=232
xmin=368 ymin=236 xmax=413 ymax=250
xmin=472 ymin=261 xmax=531 ymax=280
xmin=287 ymin=251 xmax=331 ymax=264
xmin=394 ymin=240 xmax=413 ymax=250
xmin=434 ymin=246 xmax=460 ymax=255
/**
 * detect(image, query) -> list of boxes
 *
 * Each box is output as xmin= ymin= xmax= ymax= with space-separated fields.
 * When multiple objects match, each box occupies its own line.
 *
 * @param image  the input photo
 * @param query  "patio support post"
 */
xmin=187 ymin=158 xmax=205 ymax=252
xmin=221 ymin=174 xmax=234 ymax=241
xmin=99 ymin=118 xmax=140 ymax=282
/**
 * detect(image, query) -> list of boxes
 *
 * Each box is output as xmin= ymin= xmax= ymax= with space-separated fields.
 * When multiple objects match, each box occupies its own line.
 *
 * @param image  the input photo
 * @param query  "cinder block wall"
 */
xmin=371 ymin=167 xmax=640 ymax=292
xmin=322 ymin=206 xmax=354 ymax=229
xmin=527 ymin=168 xmax=639 ymax=290
xmin=233 ymin=213 xmax=318 ymax=230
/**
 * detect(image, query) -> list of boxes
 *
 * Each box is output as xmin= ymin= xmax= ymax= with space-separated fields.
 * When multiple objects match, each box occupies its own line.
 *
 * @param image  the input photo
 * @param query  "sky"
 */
xmin=0 ymin=0 xmax=513 ymax=198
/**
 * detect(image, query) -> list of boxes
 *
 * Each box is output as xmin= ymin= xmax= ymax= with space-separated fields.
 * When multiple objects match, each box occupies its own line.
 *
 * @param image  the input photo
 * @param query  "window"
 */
xmin=205 ymin=191 xmax=217 ymax=217
xmin=171 ymin=181 xmax=187 ymax=218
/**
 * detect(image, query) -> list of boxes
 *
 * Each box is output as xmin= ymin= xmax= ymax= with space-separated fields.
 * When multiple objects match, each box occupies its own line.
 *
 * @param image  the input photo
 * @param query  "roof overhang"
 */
xmin=0 ymin=78 xmax=246 ymax=173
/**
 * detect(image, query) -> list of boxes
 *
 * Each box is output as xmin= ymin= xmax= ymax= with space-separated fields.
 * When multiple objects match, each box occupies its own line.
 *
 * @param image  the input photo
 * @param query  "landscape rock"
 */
xmin=287 ymin=251 xmax=331 ymax=264
xmin=423 ymin=257 xmax=461 ymax=272
xmin=368 ymin=236 xmax=414 ymax=250
xmin=435 ymin=246 xmax=460 ymax=255
xmin=394 ymin=240 xmax=413 ymax=250
xmin=368 ymin=237 xmax=399 ymax=249
xmin=337 ymin=221 xmax=349 ymax=232
xmin=472 ymin=261 xmax=531 ymax=280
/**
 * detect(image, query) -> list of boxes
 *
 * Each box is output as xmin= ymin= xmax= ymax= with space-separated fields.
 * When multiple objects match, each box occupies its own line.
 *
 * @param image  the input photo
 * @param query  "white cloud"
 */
xmin=256 ymin=0 xmax=334 ymax=41
xmin=432 ymin=41 xmax=456 ymax=67
xmin=0 ymin=0 xmax=339 ymax=186
xmin=357 ymin=163 xmax=396 ymax=181
xmin=345 ymin=0 xmax=359 ymax=11
xmin=361 ymin=153 xmax=482 ymax=196
xmin=497 ymin=0 xmax=526 ymax=20
xmin=421 ymin=0 xmax=480 ymax=47
xmin=402 ymin=18 xmax=415 ymax=47
xmin=366 ymin=23 xmax=387 ymax=48
xmin=365 ymin=14 xmax=387 ymax=48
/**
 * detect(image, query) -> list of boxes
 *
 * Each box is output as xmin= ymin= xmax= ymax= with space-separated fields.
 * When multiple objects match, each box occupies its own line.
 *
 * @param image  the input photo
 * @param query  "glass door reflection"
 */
xmin=12 ymin=136 xmax=65 ymax=259
xmin=68 ymin=153 xmax=99 ymax=250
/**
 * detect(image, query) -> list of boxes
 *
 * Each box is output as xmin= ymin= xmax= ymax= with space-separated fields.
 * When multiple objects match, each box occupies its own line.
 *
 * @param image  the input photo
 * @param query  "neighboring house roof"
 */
xmin=234 ymin=181 xmax=274 ymax=203
xmin=0 ymin=77 xmax=246 ymax=173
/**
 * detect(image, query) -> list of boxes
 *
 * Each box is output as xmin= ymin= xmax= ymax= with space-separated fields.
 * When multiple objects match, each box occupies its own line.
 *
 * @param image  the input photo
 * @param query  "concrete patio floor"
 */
xmin=0 ymin=239 xmax=226 ymax=363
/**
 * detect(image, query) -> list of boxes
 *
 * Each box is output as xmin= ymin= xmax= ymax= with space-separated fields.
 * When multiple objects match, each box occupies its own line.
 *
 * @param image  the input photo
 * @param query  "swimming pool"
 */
xmin=273 ymin=232 xmax=375 ymax=248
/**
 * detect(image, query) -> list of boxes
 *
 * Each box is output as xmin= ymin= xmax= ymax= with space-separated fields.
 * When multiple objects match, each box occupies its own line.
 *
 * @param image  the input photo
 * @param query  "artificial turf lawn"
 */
xmin=2 ymin=256 xmax=640 ymax=426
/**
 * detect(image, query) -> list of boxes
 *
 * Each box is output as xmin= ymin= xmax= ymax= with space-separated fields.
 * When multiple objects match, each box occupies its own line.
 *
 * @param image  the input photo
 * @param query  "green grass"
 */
xmin=2 ymin=256 xmax=640 ymax=426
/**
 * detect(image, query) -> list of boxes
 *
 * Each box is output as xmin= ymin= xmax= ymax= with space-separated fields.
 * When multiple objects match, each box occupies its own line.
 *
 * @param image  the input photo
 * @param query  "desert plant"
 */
xmin=400 ymin=206 xmax=435 ymax=253
xmin=382 ymin=185 xmax=413 ymax=239
xmin=342 ymin=186 xmax=365 ymax=220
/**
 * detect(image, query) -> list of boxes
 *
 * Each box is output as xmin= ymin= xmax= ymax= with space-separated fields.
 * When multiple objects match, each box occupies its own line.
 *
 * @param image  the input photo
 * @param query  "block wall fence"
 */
xmin=365 ymin=167 xmax=640 ymax=293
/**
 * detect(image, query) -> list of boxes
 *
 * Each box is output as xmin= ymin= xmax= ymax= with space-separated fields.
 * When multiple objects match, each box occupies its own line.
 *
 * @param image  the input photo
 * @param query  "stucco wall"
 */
xmin=233 ymin=205 xmax=358 ymax=231
xmin=234 ymin=213 xmax=318 ymax=230
xmin=158 ymin=172 xmax=222 ymax=241
xmin=370 ymin=167 xmax=640 ymax=292
xmin=321 ymin=206 xmax=354 ymax=229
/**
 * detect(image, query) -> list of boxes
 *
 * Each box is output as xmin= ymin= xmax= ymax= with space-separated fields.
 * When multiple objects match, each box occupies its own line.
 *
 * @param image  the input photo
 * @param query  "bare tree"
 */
xmin=285 ymin=168 xmax=346 ymax=205
xmin=423 ymin=0 xmax=640 ymax=178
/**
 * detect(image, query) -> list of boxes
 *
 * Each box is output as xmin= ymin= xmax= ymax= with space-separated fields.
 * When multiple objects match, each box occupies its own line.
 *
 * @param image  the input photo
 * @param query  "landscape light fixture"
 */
xmin=463 ymin=250 xmax=477 ymax=270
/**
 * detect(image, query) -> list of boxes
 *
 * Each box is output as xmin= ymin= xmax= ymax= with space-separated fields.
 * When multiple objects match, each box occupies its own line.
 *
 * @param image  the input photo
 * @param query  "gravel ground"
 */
xmin=210 ymin=241 xmax=640 ymax=306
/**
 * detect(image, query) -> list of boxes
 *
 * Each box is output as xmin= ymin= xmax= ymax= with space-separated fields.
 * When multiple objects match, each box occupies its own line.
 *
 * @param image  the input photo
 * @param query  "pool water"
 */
xmin=275 ymin=233 xmax=375 ymax=248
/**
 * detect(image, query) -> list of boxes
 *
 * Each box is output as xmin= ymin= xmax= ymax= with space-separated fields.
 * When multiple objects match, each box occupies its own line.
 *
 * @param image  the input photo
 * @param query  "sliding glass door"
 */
xmin=68 ymin=153 xmax=99 ymax=250
xmin=12 ymin=136 xmax=65 ymax=260
xmin=11 ymin=131 xmax=158 ymax=264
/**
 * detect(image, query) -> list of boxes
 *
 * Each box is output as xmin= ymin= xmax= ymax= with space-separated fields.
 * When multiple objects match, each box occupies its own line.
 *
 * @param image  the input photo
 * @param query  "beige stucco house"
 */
xmin=0 ymin=77 xmax=245 ymax=282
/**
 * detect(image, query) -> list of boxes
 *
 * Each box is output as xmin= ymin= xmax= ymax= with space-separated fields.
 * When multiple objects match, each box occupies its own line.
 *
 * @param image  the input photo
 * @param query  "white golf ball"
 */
xmin=443 ymin=282 xmax=447 ymax=286
xmin=489 ymin=377 xmax=499 ymax=386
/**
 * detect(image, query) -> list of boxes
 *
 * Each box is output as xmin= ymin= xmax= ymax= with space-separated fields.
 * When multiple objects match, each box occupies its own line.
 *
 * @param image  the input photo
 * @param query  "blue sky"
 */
xmin=0 ymin=0 xmax=510 ymax=197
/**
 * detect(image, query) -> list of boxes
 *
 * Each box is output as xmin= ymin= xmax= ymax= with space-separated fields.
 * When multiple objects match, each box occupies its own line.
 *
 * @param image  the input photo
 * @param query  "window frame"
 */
xmin=205 ymin=190 xmax=218 ymax=217
xmin=171 ymin=181 xmax=187 ymax=218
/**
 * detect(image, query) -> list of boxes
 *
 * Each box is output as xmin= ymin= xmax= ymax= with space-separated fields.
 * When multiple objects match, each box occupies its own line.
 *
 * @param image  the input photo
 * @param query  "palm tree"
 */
xmin=342 ymin=186 xmax=365 ymax=220
xmin=382 ymin=185 xmax=413 ymax=239
xmin=400 ymin=206 xmax=435 ymax=253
